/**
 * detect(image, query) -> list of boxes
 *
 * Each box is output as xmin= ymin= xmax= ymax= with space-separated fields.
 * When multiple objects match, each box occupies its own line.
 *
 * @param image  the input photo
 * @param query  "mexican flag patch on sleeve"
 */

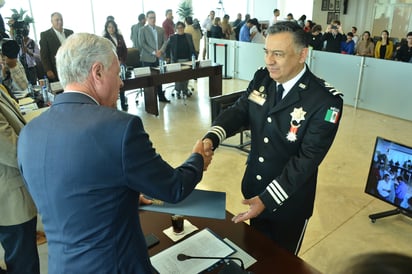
xmin=324 ymin=107 xmax=340 ymax=123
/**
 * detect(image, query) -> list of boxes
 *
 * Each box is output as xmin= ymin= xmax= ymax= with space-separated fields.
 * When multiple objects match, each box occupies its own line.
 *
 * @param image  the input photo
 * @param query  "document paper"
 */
xmin=150 ymin=228 xmax=235 ymax=274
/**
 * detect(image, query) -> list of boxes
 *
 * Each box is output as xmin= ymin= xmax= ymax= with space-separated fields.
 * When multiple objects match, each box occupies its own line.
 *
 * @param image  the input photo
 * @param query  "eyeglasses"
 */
xmin=263 ymin=48 xmax=286 ymax=59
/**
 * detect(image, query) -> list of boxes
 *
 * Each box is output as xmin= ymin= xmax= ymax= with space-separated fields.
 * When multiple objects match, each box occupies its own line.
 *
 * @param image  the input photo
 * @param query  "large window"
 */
xmin=1 ymin=0 xmax=248 ymax=47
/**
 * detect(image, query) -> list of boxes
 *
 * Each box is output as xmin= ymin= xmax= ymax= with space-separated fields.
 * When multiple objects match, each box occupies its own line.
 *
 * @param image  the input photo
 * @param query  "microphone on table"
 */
xmin=177 ymin=253 xmax=251 ymax=274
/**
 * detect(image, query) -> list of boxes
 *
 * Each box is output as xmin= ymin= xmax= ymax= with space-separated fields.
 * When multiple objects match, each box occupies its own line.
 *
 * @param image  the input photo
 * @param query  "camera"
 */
xmin=11 ymin=20 xmax=29 ymax=47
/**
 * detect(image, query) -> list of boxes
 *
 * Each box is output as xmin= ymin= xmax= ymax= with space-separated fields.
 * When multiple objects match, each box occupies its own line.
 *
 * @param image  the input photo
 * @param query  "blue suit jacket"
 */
xmin=18 ymin=92 xmax=203 ymax=273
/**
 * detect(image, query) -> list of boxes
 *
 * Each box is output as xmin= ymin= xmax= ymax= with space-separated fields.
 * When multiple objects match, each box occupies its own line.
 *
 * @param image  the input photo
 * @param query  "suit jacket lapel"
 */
xmin=0 ymin=89 xmax=26 ymax=125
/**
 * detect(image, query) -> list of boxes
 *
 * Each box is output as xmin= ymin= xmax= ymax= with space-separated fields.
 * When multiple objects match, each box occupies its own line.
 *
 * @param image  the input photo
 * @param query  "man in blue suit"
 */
xmin=18 ymin=33 xmax=212 ymax=273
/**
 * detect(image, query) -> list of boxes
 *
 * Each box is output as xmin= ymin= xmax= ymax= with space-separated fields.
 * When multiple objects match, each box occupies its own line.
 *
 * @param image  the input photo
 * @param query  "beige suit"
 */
xmin=0 ymin=85 xmax=37 ymax=226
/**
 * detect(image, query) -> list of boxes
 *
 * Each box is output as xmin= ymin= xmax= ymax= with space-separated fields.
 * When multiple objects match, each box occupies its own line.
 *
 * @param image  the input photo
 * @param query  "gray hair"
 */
xmin=267 ymin=21 xmax=308 ymax=53
xmin=56 ymin=33 xmax=116 ymax=88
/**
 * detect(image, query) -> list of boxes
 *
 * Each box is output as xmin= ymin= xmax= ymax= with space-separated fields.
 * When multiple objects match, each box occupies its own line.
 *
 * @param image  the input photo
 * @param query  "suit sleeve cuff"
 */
xmin=260 ymin=179 xmax=289 ymax=212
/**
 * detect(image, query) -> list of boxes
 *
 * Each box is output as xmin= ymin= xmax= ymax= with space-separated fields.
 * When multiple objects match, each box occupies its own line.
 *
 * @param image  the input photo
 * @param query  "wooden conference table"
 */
xmin=121 ymin=63 xmax=223 ymax=116
xmin=140 ymin=210 xmax=321 ymax=274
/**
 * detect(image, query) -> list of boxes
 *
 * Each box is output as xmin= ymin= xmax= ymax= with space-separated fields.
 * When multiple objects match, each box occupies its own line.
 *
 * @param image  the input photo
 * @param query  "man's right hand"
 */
xmin=192 ymin=139 xmax=213 ymax=171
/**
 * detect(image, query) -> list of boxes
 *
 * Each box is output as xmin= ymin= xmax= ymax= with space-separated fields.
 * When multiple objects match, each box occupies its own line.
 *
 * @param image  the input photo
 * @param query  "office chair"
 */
xmin=124 ymin=48 xmax=143 ymax=103
xmin=210 ymin=91 xmax=250 ymax=153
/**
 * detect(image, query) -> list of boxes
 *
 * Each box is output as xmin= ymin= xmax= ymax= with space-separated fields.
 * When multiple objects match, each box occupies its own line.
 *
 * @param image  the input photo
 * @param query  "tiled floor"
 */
xmin=2 ymin=77 xmax=411 ymax=273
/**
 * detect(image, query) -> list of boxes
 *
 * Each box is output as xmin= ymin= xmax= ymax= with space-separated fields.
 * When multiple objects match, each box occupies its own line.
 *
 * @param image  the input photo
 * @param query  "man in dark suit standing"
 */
xmin=40 ymin=12 xmax=73 ymax=82
xmin=18 ymin=33 xmax=212 ymax=273
xmin=202 ymin=21 xmax=343 ymax=255
xmin=138 ymin=10 xmax=169 ymax=102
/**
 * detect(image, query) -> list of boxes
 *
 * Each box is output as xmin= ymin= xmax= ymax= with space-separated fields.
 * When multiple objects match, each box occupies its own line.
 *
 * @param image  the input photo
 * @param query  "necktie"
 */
xmin=275 ymin=84 xmax=284 ymax=105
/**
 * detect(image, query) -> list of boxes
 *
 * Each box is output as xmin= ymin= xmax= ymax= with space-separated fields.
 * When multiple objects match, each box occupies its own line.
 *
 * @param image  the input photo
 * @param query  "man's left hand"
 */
xmin=231 ymin=196 xmax=265 ymax=223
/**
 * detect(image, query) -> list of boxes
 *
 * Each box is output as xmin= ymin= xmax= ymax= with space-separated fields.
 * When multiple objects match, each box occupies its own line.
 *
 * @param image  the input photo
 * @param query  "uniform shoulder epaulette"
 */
xmin=316 ymin=77 xmax=343 ymax=97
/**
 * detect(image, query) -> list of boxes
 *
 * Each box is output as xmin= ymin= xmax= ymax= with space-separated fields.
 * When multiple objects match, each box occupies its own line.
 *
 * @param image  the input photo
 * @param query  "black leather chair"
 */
xmin=124 ymin=48 xmax=143 ymax=103
xmin=210 ymin=91 xmax=250 ymax=153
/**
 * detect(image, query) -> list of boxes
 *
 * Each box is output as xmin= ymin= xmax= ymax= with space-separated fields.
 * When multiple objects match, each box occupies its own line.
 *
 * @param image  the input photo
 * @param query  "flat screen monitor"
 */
xmin=365 ymin=137 xmax=412 ymax=214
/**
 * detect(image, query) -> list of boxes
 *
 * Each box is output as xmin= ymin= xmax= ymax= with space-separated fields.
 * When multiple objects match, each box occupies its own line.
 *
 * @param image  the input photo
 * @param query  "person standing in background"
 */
xmin=184 ymin=16 xmax=202 ymax=59
xmin=20 ymin=26 xmax=41 ymax=85
xmin=130 ymin=13 xmax=146 ymax=50
xmin=232 ymin=13 xmax=242 ymax=41
xmin=272 ymin=9 xmax=280 ymax=25
xmin=103 ymin=19 xmax=128 ymax=111
xmin=0 ymin=84 xmax=39 ymax=274
xmin=40 ymin=12 xmax=73 ymax=82
xmin=162 ymin=9 xmax=175 ymax=39
xmin=139 ymin=10 xmax=169 ymax=102
xmin=322 ymin=22 xmax=346 ymax=53
xmin=201 ymin=10 xmax=215 ymax=59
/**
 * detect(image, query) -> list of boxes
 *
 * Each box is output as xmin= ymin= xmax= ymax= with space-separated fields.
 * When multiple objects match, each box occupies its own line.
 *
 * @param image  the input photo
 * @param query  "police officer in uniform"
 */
xmin=203 ymin=21 xmax=343 ymax=255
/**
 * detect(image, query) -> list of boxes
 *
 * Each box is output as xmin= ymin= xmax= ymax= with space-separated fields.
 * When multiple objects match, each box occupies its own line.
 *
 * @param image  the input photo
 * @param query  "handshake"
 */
xmin=192 ymin=138 xmax=214 ymax=171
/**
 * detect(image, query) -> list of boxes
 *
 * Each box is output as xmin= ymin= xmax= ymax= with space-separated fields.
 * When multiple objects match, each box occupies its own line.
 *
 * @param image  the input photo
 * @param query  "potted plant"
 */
xmin=176 ymin=0 xmax=193 ymax=21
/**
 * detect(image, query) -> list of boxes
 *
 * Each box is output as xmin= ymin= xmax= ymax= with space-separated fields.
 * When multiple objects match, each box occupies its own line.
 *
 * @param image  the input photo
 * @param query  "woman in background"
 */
xmin=103 ymin=19 xmax=128 ymax=110
xmin=184 ymin=16 xmax=202 ymax=59
xmin=210 ymin=17 xmax=223 ymax=39
xmin=248 ymin=18 xmax=265 ymax=44
xmin=374 ymin=30 xmax=394 ymax=60
xmin=355 ymin=31 xmax=374 ymax=57
xmin=307 ymin=24 xmax=323 ymax=50
xmin=221 ymin=14 xmax=233 ymax=39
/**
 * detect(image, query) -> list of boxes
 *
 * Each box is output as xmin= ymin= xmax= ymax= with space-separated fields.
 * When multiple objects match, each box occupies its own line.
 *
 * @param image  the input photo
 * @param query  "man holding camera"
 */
xmin=322 ymin=21 xmax=346 ymax=53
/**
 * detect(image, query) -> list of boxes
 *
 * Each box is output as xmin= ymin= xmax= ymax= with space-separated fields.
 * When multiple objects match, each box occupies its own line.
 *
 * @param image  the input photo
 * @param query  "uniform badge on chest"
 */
xmin=286 ymin=107 xmax=306 ymax=142
xmin=248 ymin=86 xmax=267 ymax=106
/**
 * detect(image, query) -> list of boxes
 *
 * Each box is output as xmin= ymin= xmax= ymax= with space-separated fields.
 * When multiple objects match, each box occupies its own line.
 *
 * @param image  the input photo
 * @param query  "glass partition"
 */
xmin=358 ymin=57 xmax=411 ymax=121
xmin=310 ymin=50 xmax=363 ymax=107
xmin=208 ymin=39 xmax=412 ymax=121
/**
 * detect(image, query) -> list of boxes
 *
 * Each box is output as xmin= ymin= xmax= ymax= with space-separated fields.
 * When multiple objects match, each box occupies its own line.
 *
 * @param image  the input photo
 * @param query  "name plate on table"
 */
xmin=199 ymin=59 xmax=212 ymax=67
xmin=133 ymin=67 xmax=151 ymax=76
xmin=50 ymin=82 xmax=63 ymax=94
xmin=165 ymin=63 xmax=181 ymax=72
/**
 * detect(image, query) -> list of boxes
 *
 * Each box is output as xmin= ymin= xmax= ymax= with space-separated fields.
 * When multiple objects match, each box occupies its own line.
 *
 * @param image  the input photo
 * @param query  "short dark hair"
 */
xmin=165 ymin=9 xmax=172 ymax=16
xmin=352 ymin=26 xmax=357 ymax=32
xmin=146 ymin=10 xmax=155 ymax=17
xmin=407 ymin=31 xmax=412 ymax=37
xmin=104 ymin=20 xmax=118 ymax=34
xmin=138 ymin=13 xmax=145 ymax=22
xmin=267 ymin=21 xmax=308 ymax=49
xmin=312 ymin=24 xmax=322 ymax=33
xmin=175 ymin=21 xmax=185 ymax=29
xmin=185 ymin=16 xmax=193 ymax=25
